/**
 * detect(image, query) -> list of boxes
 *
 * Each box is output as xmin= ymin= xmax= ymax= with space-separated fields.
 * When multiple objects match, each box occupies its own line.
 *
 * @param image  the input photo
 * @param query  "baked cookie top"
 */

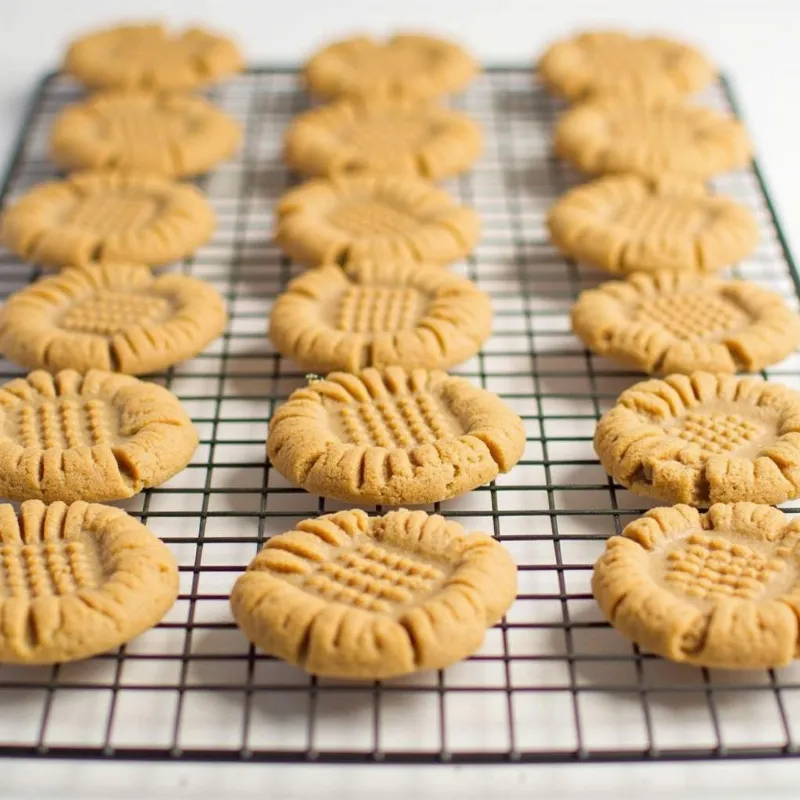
xmin=0 ymin=262 xmax=227 ymax=375
xmin=64 ymin=22 xmax=243 ymax=91
xmin=0 ymin=369 xmax=197 ymax=503
xmin=0 ymin=499 xmax=178 ymax=664
xmin=51 ymin=91 xmax=242 ymax=177
xmin=269 ymin=261 xmax=492 ymax=373
xmin=593 ymin=502 xmax=800 ymax=669
xmin=554 ymin=96 xmax=751 ymax=181
xmin=539 ymin=30 xmax=714 ymax=101
xmin=267 ymin=367 xmax=526 ymax=506
xmin=595 ymin=372 xmax=800 ymax=507
xmin=274 ymin=174 xmax=480 ymax=267
xmin=0 ymin=171 xmax=215 ymax=269
xmin=572 ymin=271 xmax=800 ymax=375
xmin=284 ymin=97 xmax=482 ymax=179
xmin=230 ymin=508 xmax=516 ymax=679
xmin=547 ymin=174 xmax=759 ymax=274
xmin=304 ymin=33 xmax=478 ymax=101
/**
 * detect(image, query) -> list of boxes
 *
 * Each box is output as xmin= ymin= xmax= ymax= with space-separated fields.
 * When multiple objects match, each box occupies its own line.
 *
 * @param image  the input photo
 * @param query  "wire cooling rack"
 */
xmin=0 ymin=66 xmax=799 ymax=765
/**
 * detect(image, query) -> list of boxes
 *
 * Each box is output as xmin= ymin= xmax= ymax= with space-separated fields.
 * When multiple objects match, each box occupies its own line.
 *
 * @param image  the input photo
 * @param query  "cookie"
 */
xmin=554 ymin=96 xmax=752 ymax=180
xmin=595 ymin=372 xmax=800 ymax=506
xmin=0 ymin=262 xmax=228 ymax=375
xmin=269 ymin=261 xmax=492 ymax=373
xmin=267 ymin=367 xmax=525 ymax=505
xmin=304 ymin=33 xmax=478 ymax=101
xmin=593 ymin=502 xmax=800 ymax=669
xmin=274 ymin=174 xmax=480 ymax=267
xmin=50 ymin=91 xmax=242 ymax=177
xmin=547 ymin=175 xmax=759 ymax=274
xmin=572 ymin=271 xmax=800 ymax=375
xmin=284 ymin=97 xmax=482 ymax=179
xmin=539 ymin=30 xmax=714 ymax=102
xmin=0 ymin=171 xmax=215 ymax=269
xmin=64 ymin=22 xmax=243 ymax=91
xmin=0 ymin=369 xmax=197 ymax=503
xmin=0 ymin=499 xmax=178 ymax=664
xmin=230 ymin=508 xmax=516 ymax=679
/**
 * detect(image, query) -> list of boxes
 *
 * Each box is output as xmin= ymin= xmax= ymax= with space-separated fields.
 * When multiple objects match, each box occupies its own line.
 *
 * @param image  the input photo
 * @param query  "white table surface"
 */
xmin=1 ymin=0 xmax=800 ymax=796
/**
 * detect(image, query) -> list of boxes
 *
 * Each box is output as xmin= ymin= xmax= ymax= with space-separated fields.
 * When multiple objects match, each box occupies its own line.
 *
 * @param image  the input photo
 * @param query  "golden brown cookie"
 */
xmin=572 ymin=272 xmax=800 ymax=375
xmin=0 ymin=499 xmax=178 ymax=664
xmin=593 ymin=503 xmax=800 ymax=669
xmin=0 ymin=171 xmax=215 ymax=269
xmin=284 ymin=97 xmax=482 ymax=179
xmin=595 ymin=372 xmax=800 ymax=507
xmin=547 ymin=175 xmax=759 ymax=274
xmin=539 ymin=30 xmax=714 ymax=102
xmin=0 ymin=262 xmax=228 ymax=375
xmin=269 ymin=261 xmax=492 ymax=373
xmin=304 ymin=33 xmax=478 ymax=101
xmin=50 ymin=91 xmax=242 ymax=177
xmin=554 ymin=96 xmax=752 ymax=180
xmin=0 ymin=369 xmax=197 ymax=503
xmin=274 ymin=174 xmax=480 ymax=267
xmin=64 ymin=22 xmax=243 ymax=91
xmin=267 ymin=368 xmax=526 ymax=505
xmin=230 ymin=508 xmax=516 ymax=679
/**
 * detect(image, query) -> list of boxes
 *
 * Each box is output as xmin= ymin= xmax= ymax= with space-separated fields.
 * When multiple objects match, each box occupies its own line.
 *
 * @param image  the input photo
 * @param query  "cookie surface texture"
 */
xmin=274 ymin=174 xmax=480 ymax=267
xmin=51 ymin=91 xmax=242 ymax=177
xmin=539 ymin=30 xmax=714 ymax=101
xmin=269 ymin=261 xmax=492 ymax=373
xmin=0 ymin=499 xmax=178 ymax=664
xmin=284 ymin=97 xmax=482 ymax=179
xmin=572 ymin=272 xmax=800 ymax=375
xmin=593 ymin=503 xmax=800 ymax=669
xmin=554 ymin=97 xmax=751 ymax=180
xmin=547 ymin=175 xmax=758 ymax=274
xmin=64 ymin=22 xmax=243 ymax=90
xmin=0 ymin=262 xmax=228 ymax=375
xmin=230 ymin=508 xmax=516 ymax=678
xmin=0 ymin=171 xmax=215 ymax=269
xmin=0 ymin=369 xmax=198 ymax=503
xmin=267 ymin=368 xmax=526 ymax=505
xmin=595 ymin=372 xmax=800 ymax=506
xmin=304 ymin=33 xmax=477 ymax=101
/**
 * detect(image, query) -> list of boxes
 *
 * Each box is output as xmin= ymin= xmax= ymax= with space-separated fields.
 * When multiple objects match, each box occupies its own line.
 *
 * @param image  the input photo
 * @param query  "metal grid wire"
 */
xmin=0 ymin=66 xmax=799 ymax=765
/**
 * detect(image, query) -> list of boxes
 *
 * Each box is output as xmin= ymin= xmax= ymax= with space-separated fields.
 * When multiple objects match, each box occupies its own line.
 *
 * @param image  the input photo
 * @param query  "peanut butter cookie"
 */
xmin=267 ymin=368 xmax=525 ymax=505
xmin=230 ymin=508 xmax=516 ymax=679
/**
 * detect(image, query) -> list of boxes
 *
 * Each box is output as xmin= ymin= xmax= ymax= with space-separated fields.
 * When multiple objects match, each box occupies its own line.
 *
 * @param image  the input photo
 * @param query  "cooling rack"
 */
xmin=0 ymin=66 xmax=799 ymax=765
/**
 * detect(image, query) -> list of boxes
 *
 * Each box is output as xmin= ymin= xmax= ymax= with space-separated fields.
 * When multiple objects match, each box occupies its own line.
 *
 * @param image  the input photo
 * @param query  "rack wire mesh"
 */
xmin=0 ymin=66 xmax=799 ymax=764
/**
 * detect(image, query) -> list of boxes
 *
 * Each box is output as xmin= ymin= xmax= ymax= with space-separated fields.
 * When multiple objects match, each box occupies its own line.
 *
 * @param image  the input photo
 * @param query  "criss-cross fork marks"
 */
xmin=340 ymin=118 xmax=436 ymax=153
xmin=635 ymin=292 xmax=748 ymax=340
xmin=614 ymin=197 xmax=712 ymax=241
xmin=668 ymin=411 xmax=766 ymax=458
xmin=336 ymin=286 xmax=424 ymax=333
xmin=6 ymin=399 xmax=119 ymax=450
xmin=61 ymin=290 xmax=172 ymax=336
xmin=66 ymin=192 xmax=160 ymax=235
xmin=301 ymin=540 xmax=446 ymax=613
xmin=327 ymin=200 xmax=421 ymax=237
xmin=338 ymin=392 xmax=463 ymax=448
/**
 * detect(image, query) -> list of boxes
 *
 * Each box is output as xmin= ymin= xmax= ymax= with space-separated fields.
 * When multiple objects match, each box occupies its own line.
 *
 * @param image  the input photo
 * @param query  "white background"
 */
xmin=1 ymin=1 xmax=800 ymax=797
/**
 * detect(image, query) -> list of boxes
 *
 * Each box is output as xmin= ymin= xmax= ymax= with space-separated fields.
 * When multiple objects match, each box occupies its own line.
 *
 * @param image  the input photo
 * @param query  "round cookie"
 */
xmin=284 ymin=97 xmax=482 ymax=179
xmin=0 ymin=499 xmax=178 ymax=664
xmin=0 ymin=171 xmax=215 ymax=269
xmin=230 ymin=508 xmax=516 ymax=679
xmin=0 ymin=262 xmax=228 ymax=375
xmin=539 ymin=30 xmax=714 ymax=102
xmin=0 ymin=369 xmax=198 ymax=503
xmin=547 ymin=175 xmax=759 ymax=274
xmin=593 ymin=503 xmax=800 ymax=669
xmin=304 ymin=33 xmax=478 ymax=101
xmin=572 ymin=272 xmax=800 ymax=375
xmin=64 ymin=22 xmax=243 ymax=91
xmin=269 ymin=261 xmax=492 ymax=373
xmin=554 ymin=96 xmax=752 ymax=181
xmin=595 ymin=372 xmax=800 ymax=507
xmin=51 ymin=91 xmax=242 ymax=177
xmin=267 ymin=367 xmax=526 ymax=506
xmin=274 ymin=174 xmax=480 ymax=267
